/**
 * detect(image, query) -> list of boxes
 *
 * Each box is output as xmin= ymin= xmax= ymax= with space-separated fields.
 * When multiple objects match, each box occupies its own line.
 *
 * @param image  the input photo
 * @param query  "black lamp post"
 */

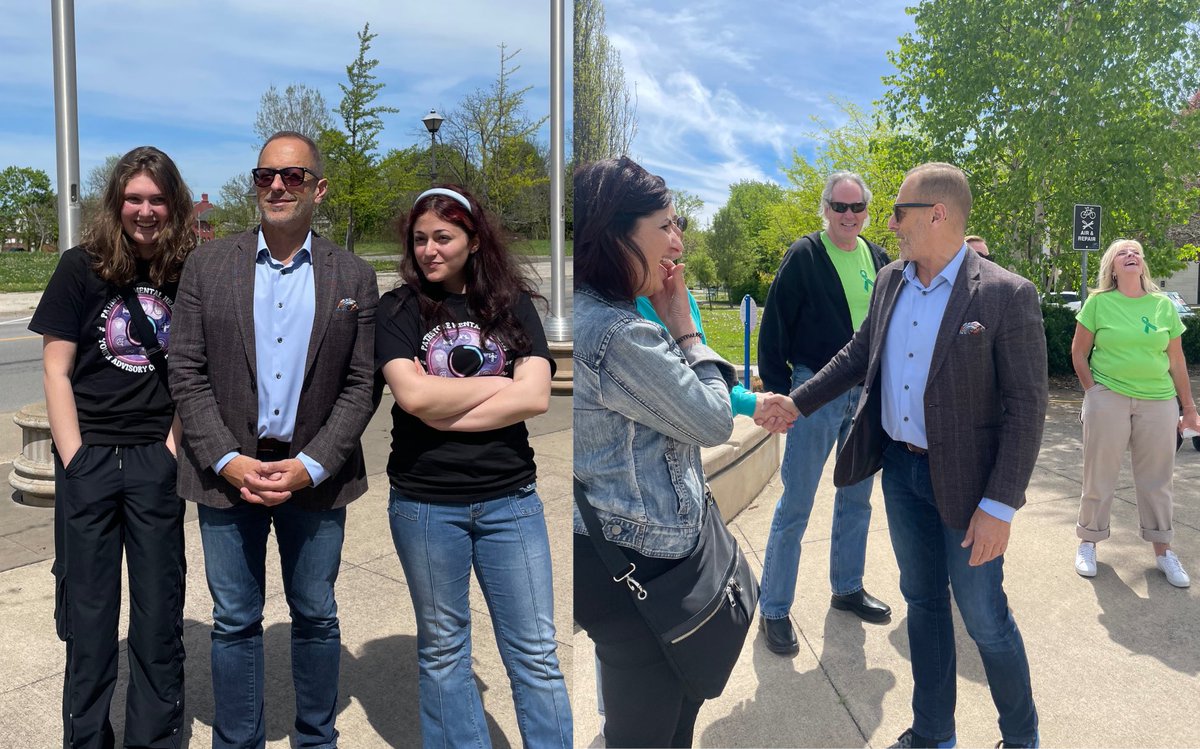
xmin=422 ymin=109 xmax=444 ymax=184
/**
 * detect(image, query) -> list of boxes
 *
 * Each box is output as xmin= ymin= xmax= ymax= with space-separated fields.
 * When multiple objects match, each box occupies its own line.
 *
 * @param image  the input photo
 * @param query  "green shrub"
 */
xmin=1181 ymin=321 xmax=1200 ymax=364
xmin=1041 ymin=304 xmax=1077 ymax=377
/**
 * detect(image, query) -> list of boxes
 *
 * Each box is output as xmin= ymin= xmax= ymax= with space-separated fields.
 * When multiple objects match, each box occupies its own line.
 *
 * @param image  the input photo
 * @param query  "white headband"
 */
xmin=415 ymin=187 xmax=472 ymax=214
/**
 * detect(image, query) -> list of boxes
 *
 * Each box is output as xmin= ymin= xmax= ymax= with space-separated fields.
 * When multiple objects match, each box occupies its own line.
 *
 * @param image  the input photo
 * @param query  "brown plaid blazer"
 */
xmin=169 ymin=229 xmax=379 ymax=510
xmin=792 ymin=247 xmax=1048 ymax=529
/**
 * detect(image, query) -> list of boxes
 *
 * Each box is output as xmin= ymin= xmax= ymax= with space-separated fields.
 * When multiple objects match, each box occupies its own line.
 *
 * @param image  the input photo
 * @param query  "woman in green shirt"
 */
xmin=635 ymin=207 xmax=769 ymax=421
xmin=1070 ymin=238 xmax=1199 ymax=588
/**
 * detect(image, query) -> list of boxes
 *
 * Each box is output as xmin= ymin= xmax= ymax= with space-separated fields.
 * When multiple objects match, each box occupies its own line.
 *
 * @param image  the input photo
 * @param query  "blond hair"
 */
xmin=1094 ymin=238 xmax=1158 ymax=294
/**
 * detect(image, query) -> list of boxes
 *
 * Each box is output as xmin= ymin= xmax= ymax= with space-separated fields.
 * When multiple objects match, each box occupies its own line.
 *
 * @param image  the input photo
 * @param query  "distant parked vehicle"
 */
xmin=2 ymin=245 xmax=26 ymax=252
xmin=1161 ymin=290 xmax=1196 ymax=319
xmin=1042 ymin=290 xmax=1082 ymax=312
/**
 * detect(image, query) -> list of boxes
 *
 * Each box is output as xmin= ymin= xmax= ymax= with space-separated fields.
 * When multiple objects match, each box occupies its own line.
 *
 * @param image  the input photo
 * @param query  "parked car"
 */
xmin=1041 ymin=290 xmax=1082 ymax=312
xmin=1161 ymin=290 xmax=1196 ymax=319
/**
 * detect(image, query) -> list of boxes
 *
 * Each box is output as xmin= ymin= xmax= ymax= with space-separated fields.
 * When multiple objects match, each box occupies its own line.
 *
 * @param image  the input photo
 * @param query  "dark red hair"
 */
xmin=398 ymin=184 xmax=542 ymax=351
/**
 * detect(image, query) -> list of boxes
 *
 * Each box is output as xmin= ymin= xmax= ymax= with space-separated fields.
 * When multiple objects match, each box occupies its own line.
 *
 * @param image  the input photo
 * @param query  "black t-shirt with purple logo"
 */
xmin=29 ymin=246 xmax=176 ymax=444
xmin=375 ymin=286 xmax=555 ymax=503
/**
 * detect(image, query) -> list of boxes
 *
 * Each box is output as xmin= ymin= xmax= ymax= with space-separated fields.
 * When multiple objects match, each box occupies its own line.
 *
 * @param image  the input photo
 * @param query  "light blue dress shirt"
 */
xmin=880 ymin=245 xmax=1014 ymax=523
xmin=213 ymin=231 xmax=328 ymax=486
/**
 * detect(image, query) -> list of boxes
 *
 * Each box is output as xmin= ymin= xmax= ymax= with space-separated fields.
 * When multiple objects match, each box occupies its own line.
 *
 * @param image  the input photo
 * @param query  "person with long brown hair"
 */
xmin=375 ymin=185 xmax=572 ymax=748
xmin=30 ymin=146 xmax=195 ymax=747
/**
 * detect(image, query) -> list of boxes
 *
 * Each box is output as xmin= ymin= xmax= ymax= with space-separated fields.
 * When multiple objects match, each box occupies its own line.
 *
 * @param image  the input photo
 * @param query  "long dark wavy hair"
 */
xmin=398 ymin=184 xmax=541 ymax=351
xmin=573 ymin=156 xmax=671 ymax=301
xmin=82 ymin=146 xmax=195 ymax=287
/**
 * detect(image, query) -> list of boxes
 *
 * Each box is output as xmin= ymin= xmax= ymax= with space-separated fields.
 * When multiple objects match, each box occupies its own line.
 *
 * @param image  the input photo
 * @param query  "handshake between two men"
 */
xmin=754 ymin=392 xmax=800 ymax=435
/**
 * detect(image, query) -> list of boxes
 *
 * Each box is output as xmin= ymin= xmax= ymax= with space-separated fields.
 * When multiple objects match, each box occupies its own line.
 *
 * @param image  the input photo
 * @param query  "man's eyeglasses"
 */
xmin=891 ymin=202 xmax=936 ymax=222
xmin=668 ymin=215 xmax=689 ymax=232
xmin=250 ymin=166 xmax=319 ymax=189
xmin=827 ymin=200 xmax=868 ymax=214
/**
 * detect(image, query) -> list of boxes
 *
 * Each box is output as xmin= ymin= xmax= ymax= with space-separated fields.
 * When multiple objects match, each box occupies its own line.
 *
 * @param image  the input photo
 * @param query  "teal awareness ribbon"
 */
xmin=1142 ymin=316 xmax=1158 ymax=333
xmin=860 ymin=269 xmax=874 ymax=291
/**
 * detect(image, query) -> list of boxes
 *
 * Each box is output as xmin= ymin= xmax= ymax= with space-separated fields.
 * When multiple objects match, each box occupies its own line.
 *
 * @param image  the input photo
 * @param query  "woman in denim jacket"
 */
xmin=573 ymin=157 xmax=738 ymax=747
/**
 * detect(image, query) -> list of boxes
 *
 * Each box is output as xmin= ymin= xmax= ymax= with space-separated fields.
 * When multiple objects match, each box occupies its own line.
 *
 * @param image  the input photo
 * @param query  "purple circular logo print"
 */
xmin=99 ymin=289 xmax=172 ymax=372
xmin=424 ymin=324 xmax=505 ymax=378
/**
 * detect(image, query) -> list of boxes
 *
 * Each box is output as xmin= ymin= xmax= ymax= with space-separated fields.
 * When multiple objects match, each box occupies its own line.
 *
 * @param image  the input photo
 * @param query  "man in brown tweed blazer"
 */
xmin=170 ymin=131 xmax=378 ymax=748
xmin=777 ymin=163 xmax=1047 ymax=749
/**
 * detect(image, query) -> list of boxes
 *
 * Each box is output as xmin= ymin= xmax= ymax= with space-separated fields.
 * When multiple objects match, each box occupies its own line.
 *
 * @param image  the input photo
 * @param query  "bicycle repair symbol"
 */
xmin=1074 ymin=204 xmax=1102 ymax=250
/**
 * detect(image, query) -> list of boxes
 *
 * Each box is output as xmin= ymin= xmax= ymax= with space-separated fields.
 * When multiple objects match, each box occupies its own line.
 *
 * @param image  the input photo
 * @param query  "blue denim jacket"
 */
xmin=573 ymin=286 xmax=737 ymax=558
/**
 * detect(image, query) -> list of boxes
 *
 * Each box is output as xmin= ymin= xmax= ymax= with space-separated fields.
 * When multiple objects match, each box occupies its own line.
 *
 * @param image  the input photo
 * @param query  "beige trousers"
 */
xmin=1077 ymin=384 xmax=1178 ymax=543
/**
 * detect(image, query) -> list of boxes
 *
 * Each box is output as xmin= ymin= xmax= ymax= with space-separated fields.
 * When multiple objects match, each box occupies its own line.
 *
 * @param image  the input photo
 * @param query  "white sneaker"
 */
xmin=1074 ymin=542 xmax=1097 ymax=577
xmin=1157 ymin=550 xmax=1191 ymax=588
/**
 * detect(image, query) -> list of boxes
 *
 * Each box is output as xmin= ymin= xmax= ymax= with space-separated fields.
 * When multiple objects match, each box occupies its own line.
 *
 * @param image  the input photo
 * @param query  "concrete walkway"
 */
xmin=574 ymin=383 xmax=1200 ymax=748
xmin=0 ymin=394 xmax=574 ymax=748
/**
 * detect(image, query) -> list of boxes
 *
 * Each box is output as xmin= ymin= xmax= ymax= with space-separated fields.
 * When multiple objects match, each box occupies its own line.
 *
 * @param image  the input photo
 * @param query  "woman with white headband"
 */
xmin=375 ymin=185 xmax=572 ymax=747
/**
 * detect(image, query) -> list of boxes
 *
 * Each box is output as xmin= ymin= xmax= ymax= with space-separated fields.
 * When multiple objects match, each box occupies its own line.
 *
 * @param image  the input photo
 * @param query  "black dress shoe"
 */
xmin=759 ymin=616 xmax=799 ymax=656
xmin=831 ymin=589 xmax=892 ymax=623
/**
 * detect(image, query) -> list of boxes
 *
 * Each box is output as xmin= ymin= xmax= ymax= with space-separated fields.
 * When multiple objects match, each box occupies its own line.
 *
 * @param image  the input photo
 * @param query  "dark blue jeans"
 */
xmin=881 ymin=443 xmax=1038 ymax=746
xmin=197 ymin=501 xmax=346 ymax=749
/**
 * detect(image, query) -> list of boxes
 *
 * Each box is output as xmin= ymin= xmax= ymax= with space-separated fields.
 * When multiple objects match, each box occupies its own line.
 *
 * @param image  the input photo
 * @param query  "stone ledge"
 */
xmin=702 ymin=415 xmax=780 ymax=521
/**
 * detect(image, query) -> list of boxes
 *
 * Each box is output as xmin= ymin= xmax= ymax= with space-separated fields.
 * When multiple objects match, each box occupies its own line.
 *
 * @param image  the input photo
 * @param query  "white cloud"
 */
xmin=1 ymin=1 xmax=553 ymax=197
xmin=604 ymin=0 xmax=912 ymax=223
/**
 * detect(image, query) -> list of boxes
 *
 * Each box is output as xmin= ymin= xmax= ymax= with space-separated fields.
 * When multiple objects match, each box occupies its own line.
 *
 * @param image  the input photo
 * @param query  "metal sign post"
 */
xmin=739 ymin=295 xmax=758 ymax=388
xmin=1073 ymin=204 xmax=1101 ymax=300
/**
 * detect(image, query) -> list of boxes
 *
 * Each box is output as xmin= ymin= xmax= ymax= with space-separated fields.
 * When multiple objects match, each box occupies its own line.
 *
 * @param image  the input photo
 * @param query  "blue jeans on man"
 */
xmin=881 ymin=443 xmax=1038 ymax=746
xmin=198 ymin=501 xmax=346 ymax=749
xmin=388 ymin=485 xmax=573 ymax=749
xmin=759 ymin=365 xmax=875 ymax=620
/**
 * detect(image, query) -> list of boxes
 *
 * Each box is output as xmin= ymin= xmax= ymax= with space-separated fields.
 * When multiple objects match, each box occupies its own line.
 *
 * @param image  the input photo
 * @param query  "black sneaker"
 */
xmin=995 ymin=737 xmax=1039 ymax=748
xmin=889 ymin=728 xmax=957 ymax=748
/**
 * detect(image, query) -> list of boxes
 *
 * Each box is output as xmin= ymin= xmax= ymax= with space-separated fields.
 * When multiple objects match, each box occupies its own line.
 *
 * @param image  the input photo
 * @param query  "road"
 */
xmin=0 ymin=313 xmax=43 ymax=413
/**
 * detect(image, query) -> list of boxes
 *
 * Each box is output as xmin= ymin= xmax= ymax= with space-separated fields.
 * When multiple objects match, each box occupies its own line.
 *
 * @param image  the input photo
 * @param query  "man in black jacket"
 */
xmin=756 ymin=171 xmax=892 ymax=655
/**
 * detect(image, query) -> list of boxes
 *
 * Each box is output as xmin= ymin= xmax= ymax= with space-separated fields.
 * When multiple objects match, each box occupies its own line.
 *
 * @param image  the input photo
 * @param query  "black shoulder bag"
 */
xmin=573 ymin=478 xmax=758 ymax=701
xmin=119 ymin=285 xmax=169 ymax=387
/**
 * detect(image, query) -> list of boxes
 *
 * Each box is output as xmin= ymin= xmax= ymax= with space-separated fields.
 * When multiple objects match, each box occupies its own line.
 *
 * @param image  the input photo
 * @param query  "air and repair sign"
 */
xmin=1073 ymin=204 xmax=1101 ymax=250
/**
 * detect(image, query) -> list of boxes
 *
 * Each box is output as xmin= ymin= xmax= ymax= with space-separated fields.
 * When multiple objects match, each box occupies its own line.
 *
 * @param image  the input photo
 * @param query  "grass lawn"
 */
xmin=698 ymin=299 xmax=758 ymax=367
xmin=0 ymin=252 xmax=60 ymax=292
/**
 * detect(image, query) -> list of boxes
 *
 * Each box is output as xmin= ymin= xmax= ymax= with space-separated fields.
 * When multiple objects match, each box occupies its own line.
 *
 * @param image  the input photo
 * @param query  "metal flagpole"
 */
xmin=51 ymin=0 xmax=82 ymax=251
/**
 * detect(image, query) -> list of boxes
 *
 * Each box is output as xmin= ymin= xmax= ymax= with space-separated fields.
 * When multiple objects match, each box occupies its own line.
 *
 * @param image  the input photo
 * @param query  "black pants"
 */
xmin=573 ymin=533 xmax=704 ymax=748
xmin=53 ymin=443 xmax=186 ymax=749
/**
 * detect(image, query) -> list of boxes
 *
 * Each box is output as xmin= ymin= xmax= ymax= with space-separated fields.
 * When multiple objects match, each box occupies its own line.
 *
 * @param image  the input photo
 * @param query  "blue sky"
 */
xmin=604 ymin=0 xmax=914 ymax=224
xmin=1 ymin=1 xmax=553 ymax=202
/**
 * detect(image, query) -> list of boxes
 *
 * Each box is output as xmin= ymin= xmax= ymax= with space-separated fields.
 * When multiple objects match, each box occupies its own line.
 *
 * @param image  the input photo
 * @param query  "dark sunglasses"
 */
xmin=891 ymin=202 xmax=936 ymax=221
xmin=669 ymin=215 xmax=689 ymax=232
xmin=827 ymin=200 xmax=868 ymax=214
xmin=250 ymin=166 xmax=318 ymax=188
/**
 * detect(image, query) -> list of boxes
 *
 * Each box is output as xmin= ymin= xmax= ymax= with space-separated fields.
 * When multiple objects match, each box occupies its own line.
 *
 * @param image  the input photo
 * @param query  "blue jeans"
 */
xmin=198 ymin=501 xmax=346 ymax=749
xmin=881 ymin=443 xmax=1038 ymax=746
xmin=388 ymin=485 xmax=572 ymax=749
xmin=759 ymin=365 xmax=875 ymax=618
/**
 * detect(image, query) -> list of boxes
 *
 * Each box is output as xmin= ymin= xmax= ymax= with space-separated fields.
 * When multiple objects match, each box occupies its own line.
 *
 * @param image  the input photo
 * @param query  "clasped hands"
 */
xmin=221 ymin=454 xmax=312 ymax=506
xmin=754 ymin=392 xmax=799 ymax=434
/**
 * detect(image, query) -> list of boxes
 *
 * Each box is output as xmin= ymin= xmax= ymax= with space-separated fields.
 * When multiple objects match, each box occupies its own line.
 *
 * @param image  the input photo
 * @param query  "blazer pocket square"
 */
xmin=959 ymin=321 xmax=986 ymax=335
xmin=336 ymin=298 xmax=359 ymax=312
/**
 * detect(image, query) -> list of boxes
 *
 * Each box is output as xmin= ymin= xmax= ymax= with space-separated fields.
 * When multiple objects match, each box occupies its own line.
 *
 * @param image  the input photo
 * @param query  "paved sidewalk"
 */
xmin=0 ymin=394 xmax=574 ymax=748
xmin=574 ymin=384 xmax=1200 ymax=748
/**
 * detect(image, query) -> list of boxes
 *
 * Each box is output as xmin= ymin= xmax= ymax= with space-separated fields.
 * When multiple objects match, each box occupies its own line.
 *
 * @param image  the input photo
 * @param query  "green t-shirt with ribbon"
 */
xmin=821 ymin=231 xmax=876 ymax=331
xmin=1076 ymin=290 xmax=1185 ymax=400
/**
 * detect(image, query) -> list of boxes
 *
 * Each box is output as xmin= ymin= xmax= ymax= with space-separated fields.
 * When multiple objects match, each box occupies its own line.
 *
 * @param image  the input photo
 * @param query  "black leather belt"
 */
xmin=256 ymin=438 xmax=291 ymax=458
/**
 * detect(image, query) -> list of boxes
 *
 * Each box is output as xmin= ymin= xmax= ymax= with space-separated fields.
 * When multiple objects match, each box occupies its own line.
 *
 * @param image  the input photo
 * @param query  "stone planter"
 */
xmin=9 ymin=402 xmax=55 ymax=507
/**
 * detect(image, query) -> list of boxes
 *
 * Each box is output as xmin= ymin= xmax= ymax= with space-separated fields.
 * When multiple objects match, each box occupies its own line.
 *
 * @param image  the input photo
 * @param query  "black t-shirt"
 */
xmin=29 ymin=246 xmax=176 ymax=444
xmin=375 ymin=286 xmax=555 ymax=503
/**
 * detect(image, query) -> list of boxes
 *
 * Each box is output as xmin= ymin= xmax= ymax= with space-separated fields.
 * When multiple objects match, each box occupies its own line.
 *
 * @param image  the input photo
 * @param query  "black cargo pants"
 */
xmin=52 ymin=443 xmax=186 ymax=749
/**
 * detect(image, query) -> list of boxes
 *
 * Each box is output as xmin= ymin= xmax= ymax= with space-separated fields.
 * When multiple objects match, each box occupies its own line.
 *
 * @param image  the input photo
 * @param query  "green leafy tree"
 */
xmin=573 ymin=0 xmax=637 ymax=162
xmin=254 ymin=83 xmax=334 ymax=147
xmin=708 ymin=180 xmax=786 ymax=301
xmin=328 ymin=22 xmax=398 ymax=252
xmin=211 ymin=173 xmax=258 ymax=237
xmin=884 ymin=0 xmax=1200 ymax=291
xmin=0 ymin=166 xmax=56 ymax=251
xmin=762 ymin=100 xmax=923 ymax=268
xmin=444 ymin=45 xmax=549 ymax=234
